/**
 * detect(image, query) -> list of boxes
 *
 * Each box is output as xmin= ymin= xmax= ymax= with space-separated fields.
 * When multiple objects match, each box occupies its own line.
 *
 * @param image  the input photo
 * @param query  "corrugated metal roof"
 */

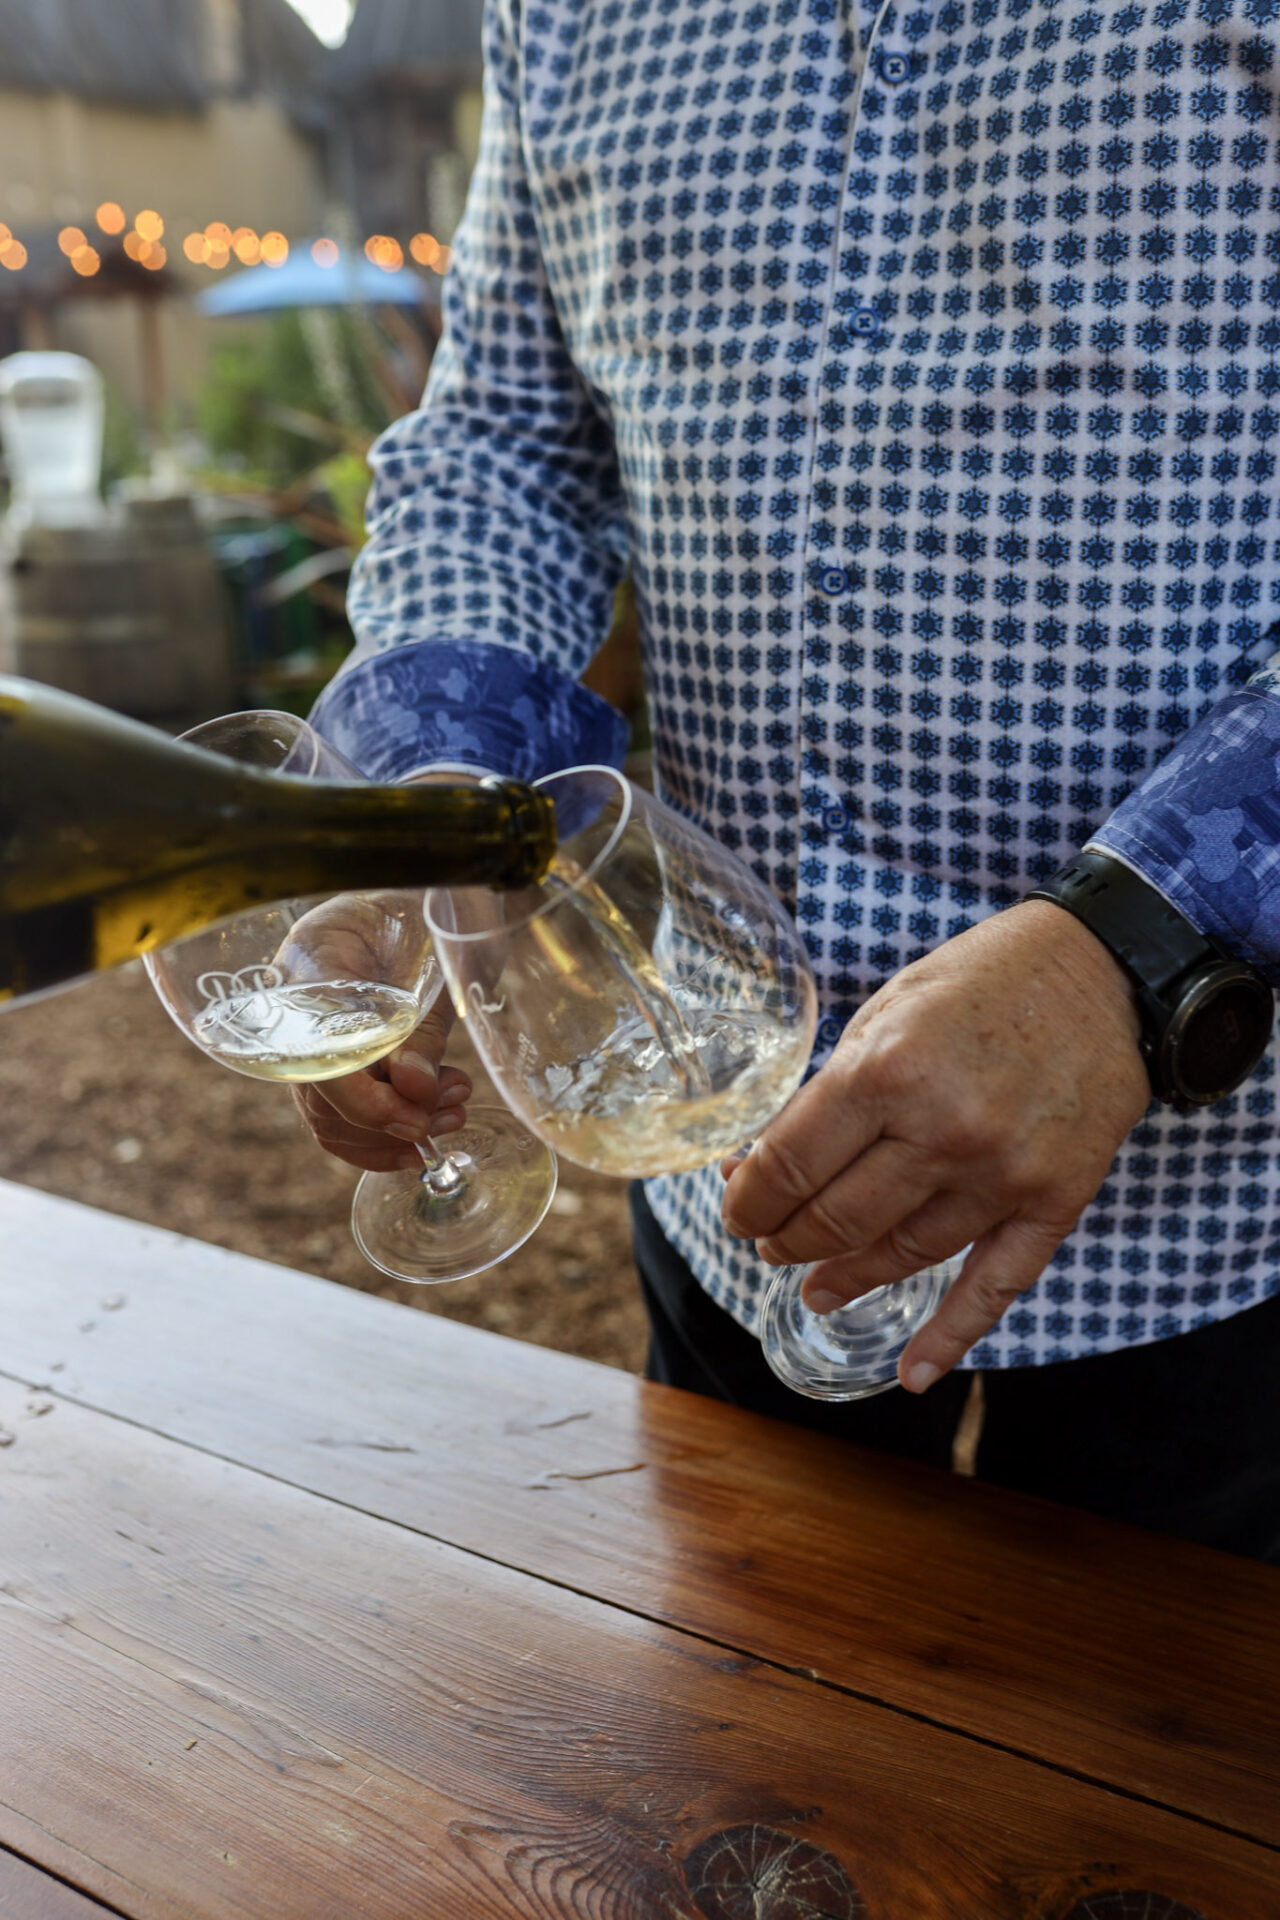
xmin=243 ymin=0 xmax=330 ymax=127
xmin=0 ymin=0 xmax=325 ymax=114
xmin=326 ymin=0 xmax=484 ymax=90
xmin=0 ymin=0 xmax=208 ymax=108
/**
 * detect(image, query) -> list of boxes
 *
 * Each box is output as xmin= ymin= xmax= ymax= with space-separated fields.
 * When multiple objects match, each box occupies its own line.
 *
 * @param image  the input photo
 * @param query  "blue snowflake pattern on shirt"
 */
xmin=322 ymin=0 xmax=1280 ymax=1366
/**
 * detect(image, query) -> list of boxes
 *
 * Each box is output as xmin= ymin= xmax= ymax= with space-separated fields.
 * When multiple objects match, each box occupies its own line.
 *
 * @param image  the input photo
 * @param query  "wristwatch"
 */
xmin=1028 ymin=849 xmax=1274 ymax=1109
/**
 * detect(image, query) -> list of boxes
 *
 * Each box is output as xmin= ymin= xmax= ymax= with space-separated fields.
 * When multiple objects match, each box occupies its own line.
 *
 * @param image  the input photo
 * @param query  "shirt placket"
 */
xmin=797 ymin=0 xmax=930 ymax=1049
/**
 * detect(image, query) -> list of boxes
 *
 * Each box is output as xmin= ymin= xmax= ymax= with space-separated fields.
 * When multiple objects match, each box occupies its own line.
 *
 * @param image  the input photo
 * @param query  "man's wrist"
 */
xmin=1014 ymin=897 xmax=1143 ymax=1051
xmin=1028 ymin=852 xmax=1274 ymax=1108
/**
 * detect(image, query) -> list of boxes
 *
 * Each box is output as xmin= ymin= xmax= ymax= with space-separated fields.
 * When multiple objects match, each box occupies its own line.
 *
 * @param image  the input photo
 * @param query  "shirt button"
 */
xmin=821 ymin=802 xmax=850 ymax=833
xmin=817 ymin=564 xmax=849 ymax=596
xmin=879 ymin=50 xmax=911 ymax=84
xmin=852 ymin=306 xmax=880 ymax=336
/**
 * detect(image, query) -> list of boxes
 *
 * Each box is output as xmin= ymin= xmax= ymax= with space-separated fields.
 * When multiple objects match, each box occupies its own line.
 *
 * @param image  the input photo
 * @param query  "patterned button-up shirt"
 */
xmin=314 ymin=0 xmax=1280 ymax=1367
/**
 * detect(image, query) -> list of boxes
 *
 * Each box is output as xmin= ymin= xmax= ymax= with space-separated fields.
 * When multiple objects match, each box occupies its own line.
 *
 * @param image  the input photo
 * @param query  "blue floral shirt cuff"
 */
xmin=309 ymin=637 xmax=630 ymax=785
xmin=1090 ymin=662 xmax=1280 ymax=981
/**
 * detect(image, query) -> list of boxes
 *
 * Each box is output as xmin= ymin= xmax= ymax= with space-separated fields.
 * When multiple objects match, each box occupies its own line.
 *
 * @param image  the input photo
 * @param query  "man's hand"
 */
xmin=720 ymin=901 xmax=1151 ymax=1391
xmin=292 ymin=992 xmax=472 ymax=1172
xmin=275 ymin=893 xmax=471 ymax=1173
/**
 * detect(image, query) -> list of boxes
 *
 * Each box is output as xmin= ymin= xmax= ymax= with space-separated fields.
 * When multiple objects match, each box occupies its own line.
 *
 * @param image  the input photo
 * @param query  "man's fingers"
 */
xmin=797 ymin=1192 xmax=991 ymax=1309
xmin=293 ymin=1081 xmax=467 ymax=1171
xmin=896 ymin=1217 xmax=1066 ymax=1391
xmin=384 ymin=990 xmax=459 ymax=1100
xmin=721 ymin=1073 xmax=880 ymax=1241
xmin=753 ymin=1136 xmax=936 ymax=1266
xmin=305 ymin=1068 xmax=438 ymax=1141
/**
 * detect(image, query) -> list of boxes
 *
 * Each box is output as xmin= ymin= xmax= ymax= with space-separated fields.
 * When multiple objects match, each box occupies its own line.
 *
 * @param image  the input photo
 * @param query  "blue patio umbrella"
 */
xmin=197 ymin=246 xmax=434 ymax=316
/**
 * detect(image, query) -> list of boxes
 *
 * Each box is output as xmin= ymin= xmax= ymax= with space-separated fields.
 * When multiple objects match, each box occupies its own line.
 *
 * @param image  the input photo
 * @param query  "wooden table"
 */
xmin=0 ymin=1179 xmax=1276 ymax=1920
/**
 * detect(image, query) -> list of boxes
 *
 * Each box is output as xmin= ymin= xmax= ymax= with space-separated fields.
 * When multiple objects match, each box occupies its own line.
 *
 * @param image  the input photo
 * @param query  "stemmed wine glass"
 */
xmin=755 ymin=1254 xmax=967 ymax=1400
xmin=424 ymin=758 xmax=816 ymax=1167
xmin=424 ymin=763 xmax=961 ymax=1399
xmin=142 ymin=710 xmax=558 ymax=1282
xmin=338 ymin=757 xmax=819 ymax=1287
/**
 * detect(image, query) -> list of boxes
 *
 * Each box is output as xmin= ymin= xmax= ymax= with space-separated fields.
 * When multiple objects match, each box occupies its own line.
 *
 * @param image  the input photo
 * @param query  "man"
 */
xmin=300 ymin=0 xmax=1280 ymax=1560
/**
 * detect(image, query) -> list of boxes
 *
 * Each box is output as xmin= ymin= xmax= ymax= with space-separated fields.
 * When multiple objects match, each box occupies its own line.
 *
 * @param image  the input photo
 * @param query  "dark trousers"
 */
xmin=630 ymin=1185 xmax=1280 ymax=1564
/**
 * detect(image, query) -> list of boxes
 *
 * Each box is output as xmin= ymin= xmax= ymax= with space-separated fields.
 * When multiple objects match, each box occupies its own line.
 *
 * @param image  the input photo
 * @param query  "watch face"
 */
xmin=1168 ymin=969 xmax=1274 ymax=1105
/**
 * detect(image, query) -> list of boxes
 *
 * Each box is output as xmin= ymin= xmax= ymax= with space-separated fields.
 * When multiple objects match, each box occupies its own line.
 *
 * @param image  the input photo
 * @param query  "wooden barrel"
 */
xmin=0 ymin=495 xmax=237 ymax=722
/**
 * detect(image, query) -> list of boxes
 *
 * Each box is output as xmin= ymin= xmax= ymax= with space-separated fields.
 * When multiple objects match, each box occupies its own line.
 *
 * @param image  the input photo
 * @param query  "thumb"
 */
xmin=384 ymin=992 xmax=457 ymax=1101
xmin=896 ymin=1215 xmax=1067 ymax=1392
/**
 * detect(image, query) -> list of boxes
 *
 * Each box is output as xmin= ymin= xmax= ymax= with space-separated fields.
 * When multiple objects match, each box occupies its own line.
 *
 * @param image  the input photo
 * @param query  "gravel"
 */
xmin=0 ymin=963 xmax=648 ymax=1373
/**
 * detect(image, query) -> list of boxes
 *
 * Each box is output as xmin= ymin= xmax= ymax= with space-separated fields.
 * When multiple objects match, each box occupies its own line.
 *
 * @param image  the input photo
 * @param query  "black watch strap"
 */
xmin=1028 ymin=849 xmax=1274 ymax=1108
xmin=1030 ymin=849 xmax=1224 ymax=999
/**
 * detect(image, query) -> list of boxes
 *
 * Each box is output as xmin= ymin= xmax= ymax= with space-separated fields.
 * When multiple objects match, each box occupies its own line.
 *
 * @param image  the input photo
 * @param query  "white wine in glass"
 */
xmin=427 ymin=767 xmax=819 ymax=1179
xmin=140 ymin=711 xmax=559 ymax=1288
xmin=144 ymin=714 xmax=443 ymax=1085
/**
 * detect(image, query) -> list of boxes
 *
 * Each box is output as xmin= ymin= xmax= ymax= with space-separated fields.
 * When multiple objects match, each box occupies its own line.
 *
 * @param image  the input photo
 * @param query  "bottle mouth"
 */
xmin=425 ymin=764 xmax=634 ymax=942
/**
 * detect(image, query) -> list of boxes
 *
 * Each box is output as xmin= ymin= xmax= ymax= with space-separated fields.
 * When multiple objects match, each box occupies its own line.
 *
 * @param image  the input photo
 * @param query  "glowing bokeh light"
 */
xmin=135 ymin=209 xmax=164 ymax=242
xmin=365 ymin=234 xmax=404 ymax=271
xmin=311 ymin=237 xmax=340 ymax=267
xmin=260 ymin=231 xmax=289 ymax=266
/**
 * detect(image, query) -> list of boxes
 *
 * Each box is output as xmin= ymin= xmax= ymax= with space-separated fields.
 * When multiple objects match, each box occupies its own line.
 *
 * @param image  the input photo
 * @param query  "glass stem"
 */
xmin=415 ymin=1134 xmax=469 ymax=1199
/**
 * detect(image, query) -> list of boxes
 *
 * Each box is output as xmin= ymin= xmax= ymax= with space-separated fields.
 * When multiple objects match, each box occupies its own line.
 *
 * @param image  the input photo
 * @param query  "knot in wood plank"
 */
xmin=682 ymin=1824 xmax=864 ymax=1920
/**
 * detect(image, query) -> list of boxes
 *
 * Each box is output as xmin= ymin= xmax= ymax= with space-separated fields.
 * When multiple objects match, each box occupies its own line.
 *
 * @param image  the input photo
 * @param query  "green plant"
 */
xmin=196 ymin=310 xmax=389 ymax=487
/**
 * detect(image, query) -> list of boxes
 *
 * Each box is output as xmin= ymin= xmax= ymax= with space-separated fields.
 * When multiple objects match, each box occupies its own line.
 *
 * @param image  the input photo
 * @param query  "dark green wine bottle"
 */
xmin=0 ymin=677 xmax=556 ymax=1006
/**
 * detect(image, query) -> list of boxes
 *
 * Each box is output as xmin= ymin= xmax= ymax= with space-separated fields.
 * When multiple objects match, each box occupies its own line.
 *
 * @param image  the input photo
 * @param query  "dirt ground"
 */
xmin=0 ymin=963 xmax=649 ymax=1374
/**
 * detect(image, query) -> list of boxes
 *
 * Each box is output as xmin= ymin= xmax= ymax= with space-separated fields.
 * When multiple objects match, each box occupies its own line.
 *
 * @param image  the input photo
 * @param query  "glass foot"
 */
xmin=351 ymin=1104 xmax=557 ymax=1283
xmin=758 ymin=1257 xmax=964 ymax=1401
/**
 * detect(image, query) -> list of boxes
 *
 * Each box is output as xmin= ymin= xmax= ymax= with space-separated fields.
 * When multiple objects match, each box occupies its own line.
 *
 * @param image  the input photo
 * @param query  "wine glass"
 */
xmin=143 ymin=711 xmax=557 ymax=1283
xmin=426 ymin=766 xmax=819 ymax=1176
xmin=426 ymin=763 xmax=962 ymax=1400
xmin=756 ymin=1254 xmax=967 ymax=1401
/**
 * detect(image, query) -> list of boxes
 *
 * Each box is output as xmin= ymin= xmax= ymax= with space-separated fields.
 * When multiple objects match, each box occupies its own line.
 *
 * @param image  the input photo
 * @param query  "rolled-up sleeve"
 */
xmin=1090 ymin=654 xmax=1280 ymax=981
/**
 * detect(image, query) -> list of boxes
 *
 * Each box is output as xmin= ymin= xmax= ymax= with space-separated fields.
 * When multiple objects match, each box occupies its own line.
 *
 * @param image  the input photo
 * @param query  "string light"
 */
xmin=0 ymin=198 xmax=456 ymax=280
xmin=365 ymin=234 xmax=403 ymax=271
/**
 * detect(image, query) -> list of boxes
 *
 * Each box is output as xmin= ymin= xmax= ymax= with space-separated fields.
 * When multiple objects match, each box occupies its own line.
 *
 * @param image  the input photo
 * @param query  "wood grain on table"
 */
xmin=0 ymin=1375 xmax=1276 ymax=1920
xmin=2 ymin=1181 xmax=1276 ymax=1853
xmin=1 ymin=1181 xmax=1278 ymax=1920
